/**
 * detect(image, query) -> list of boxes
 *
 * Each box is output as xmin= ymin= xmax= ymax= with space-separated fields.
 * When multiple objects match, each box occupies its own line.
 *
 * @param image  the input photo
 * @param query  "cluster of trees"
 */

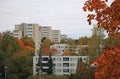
xmin=83 ymin=0 xmax=120 ymax=79
xmin=0 ymin=31 xmax=35 ymax=79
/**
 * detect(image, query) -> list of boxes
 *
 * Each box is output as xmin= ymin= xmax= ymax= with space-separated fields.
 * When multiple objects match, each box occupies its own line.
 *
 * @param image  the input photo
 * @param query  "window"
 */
xmin=83 ymin=58 xmax=88 ymax=62
xmin=52 ymin=58 xmax=55 ymax=61
xmin=63 ymin=63 xmax=69 ymax=67
xmin=70 ymin=58 xmax=74 ymax=61
xmin=70 ymin=63 xmax=75 ymax=67
xmin=63 ymin=57 xmax=69 ymax=61
xmin=63 ymin=69 xmax=69 ymax=72
xmin=56 ymin=69 xmax=61 ymax=72
xmin=42 ymin=57 xmax=48 ymax=61
xmin=28 ymin=28 xmax=32 ymax=30
xmin=28 ymin=31 xmax=32 ymax=33
xmin=56 ymin=63 xmax=61 ymax=67
xmin=28 ymin=34 xmax=32 ymax=36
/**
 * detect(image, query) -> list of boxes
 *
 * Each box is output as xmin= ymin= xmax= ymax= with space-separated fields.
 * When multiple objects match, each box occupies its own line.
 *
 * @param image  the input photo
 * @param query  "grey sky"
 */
xmin=0 ymin=0 xmax=94 ymax=39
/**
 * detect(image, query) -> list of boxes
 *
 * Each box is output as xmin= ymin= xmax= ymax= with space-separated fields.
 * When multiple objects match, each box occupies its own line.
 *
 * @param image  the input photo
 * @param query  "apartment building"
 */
xmin=50 ymin=44 xmax=68 ymax=55
xmin=41 ymin=27 xmax=61 ymax=43
xmin=50 ymin=44 xmax=86 ymax=55
xmin=13 ymin=30 xmax=22 ymax=39
xmin=52 ymin=30 xmax=61 ymax=43
xmin=13 ymin=23 xmax=42 ymax=52
xmin=61 ymin=35 xmax=67 ymax=40
xmin=41 ymin=26 xmax=53 ymax=41
xmin=33 ymin=55 xmax=89 ymax=75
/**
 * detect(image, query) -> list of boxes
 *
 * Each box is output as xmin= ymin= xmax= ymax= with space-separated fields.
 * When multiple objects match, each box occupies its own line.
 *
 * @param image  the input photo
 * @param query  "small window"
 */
xmin=63 ymin=57 xmax=69 ymax=61
xmin=63 ymin=63 xmax=69 ymax=67
xmin=42 ymin=57 xmax=48 ymax=61
xmin=63 ymin=69 xmax=69 ymax=72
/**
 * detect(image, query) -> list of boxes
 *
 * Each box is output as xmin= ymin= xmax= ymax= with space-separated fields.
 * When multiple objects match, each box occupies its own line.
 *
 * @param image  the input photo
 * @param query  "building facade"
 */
xmin=33 ymin=55 xmax=89 ymax=75
xmin=50 ymin=44 xmax=68 ymax=55
xmin=13 ymin=23 xmax=42 ymax=52
xmin=13 ymin=30 xmax=22 ymax=39
xmin=52 ymin=30 xmax=61 ymax=43
xmin=41 ymin=26 xmax=53 ymax=41
xmin=61 ymin=35 xmax=67 ymax=40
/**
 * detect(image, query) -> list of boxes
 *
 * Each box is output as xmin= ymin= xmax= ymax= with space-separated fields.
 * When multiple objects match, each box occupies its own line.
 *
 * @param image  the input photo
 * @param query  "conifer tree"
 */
xmin=46 ymin=53 xmax=54 ymax=75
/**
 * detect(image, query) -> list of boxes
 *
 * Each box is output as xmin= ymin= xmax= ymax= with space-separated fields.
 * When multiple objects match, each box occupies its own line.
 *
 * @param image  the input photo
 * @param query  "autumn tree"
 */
xmin=41 ymin=38 xmax=51 ymax=48
xmin=78 ymin=36 xmax=89 ymax=45
xmin=83 ymin=0 xmax=120 ymax=79
xmin=76 ymin=62 xmax=94 ymax=79
xmin=103 ymin=34 xmax=120 ymax=47
xmin=91 ymin=44 xmax=120 ymax=79
xmin=21 ymin=36 xmax=35 ymax=48
xmin=0 ymin=31 xmax=34 ymax=79
xmin=83 ymin=0 xmax=120 ymax=36
xmin=0 ymin=31 xmax=20 ymax=54
xmin=78 ymin=36 xmax=89 ymax=56
xmin=88 ymin=26 xmax=104 ymax=60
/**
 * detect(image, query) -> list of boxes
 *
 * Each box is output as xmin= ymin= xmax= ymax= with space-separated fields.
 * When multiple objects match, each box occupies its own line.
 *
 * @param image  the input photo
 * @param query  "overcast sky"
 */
xmin=0 ymin=0 xmax=94 ymax=39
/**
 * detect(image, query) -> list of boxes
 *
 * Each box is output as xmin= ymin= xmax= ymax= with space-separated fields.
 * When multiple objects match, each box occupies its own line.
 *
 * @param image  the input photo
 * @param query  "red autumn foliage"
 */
xmin=83 ymin=0 xmax=120 ymax=36
xmin=24 ymin=40 xmax=34 ymax=48
xmin=62 ymin=50 xmax=71 ymax=56
xmin=91 ymin=43 xmax=120 ymax=79
xmin=25 ymin=46 xmax=35 ymax=51
xmin=17 ymin=39 xmax=24 ymax=49
xmin=83 ymin=0 xmax=120 ymax=79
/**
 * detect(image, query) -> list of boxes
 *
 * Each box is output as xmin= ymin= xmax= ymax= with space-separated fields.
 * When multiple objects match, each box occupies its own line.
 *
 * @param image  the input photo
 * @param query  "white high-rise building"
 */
xmin=41 ymin=26 xmax=53 ymax=41
xmin=13 ymin=30 xmax=22 ymax=39
xmin=61 ymin=35 xmax=67 ymax=40
xmin=41 ymin=27 xmax=61 ymax=43
xmin=52 ymin=30 xmax=61 ymax=43
xmin=13 ymin=23 xmax=42 ymax=52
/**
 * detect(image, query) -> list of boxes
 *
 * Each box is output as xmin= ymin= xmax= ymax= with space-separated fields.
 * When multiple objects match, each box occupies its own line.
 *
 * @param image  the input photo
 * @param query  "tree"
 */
xmin=87 ymin=26 xmax=104 ymax=60
xmin=46 ymin=53 xmax=54 ymax=75
xmin=83 ymin=0 xmax=120 ymax=36
xmin=103 ymin=34 xmax=120 ymax=47
xmin=0 ymin=31 xmax=34 ymax=79
xmin=76 ymin=62 xmax=94 ymax=79
xmin=21 ymin=36 xmax=35 ymax=48
xmin=0 ymin=31 xmax=20 ymax=54
xmin=91 ymin=44 xmax=120 ymax=79
xmin=78 ymin=36 xmax=89 ymax=45
xmin=83 ymin=0 xmax=120 ymax=79
xmin=41 ymin=37 xmax=47 ymax=43
xmin=41 ymin=38 xmax=51 ymax=48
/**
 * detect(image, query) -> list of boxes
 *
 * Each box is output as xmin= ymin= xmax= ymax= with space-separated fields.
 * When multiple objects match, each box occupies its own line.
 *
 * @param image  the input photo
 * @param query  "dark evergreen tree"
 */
xmin=46 ymin=53 xmax=54 ymax=75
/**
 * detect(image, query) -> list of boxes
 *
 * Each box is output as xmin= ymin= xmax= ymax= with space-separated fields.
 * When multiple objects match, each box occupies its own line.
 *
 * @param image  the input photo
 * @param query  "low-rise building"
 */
xmin=50 ymin=44 xmax=68 ymax=55
xmin=33 ymin=55 xmax=88 ymax=75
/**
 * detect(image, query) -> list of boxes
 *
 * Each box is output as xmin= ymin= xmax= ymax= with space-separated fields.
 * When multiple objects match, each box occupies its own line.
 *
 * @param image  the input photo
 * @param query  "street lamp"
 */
xmin=4 ymin=66 xmax=7 ymax=79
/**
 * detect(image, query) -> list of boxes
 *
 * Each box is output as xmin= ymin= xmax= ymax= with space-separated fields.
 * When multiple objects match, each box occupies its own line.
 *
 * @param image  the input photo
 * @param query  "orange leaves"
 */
xmin=62 ymin=50 xmax=71 ymax=56
xmin=17 ymin=39 xmax=24 ymax=49
xmin=17 ymin=38 xmax=35 ymax=49
xmin=92 ymin=42 xmax=120 ymax=79
xmin=87 ymin=14 xmax=95 ymax=25
xmin=15 ymin=38 xmax=35 ymax=58
xmin=25 ymin=46 xmax=35 ymax=51
xmin=83 ymin=0 xmax=120 ymax=36
xmin=83 ymin=1 xmax=120 ymax=78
